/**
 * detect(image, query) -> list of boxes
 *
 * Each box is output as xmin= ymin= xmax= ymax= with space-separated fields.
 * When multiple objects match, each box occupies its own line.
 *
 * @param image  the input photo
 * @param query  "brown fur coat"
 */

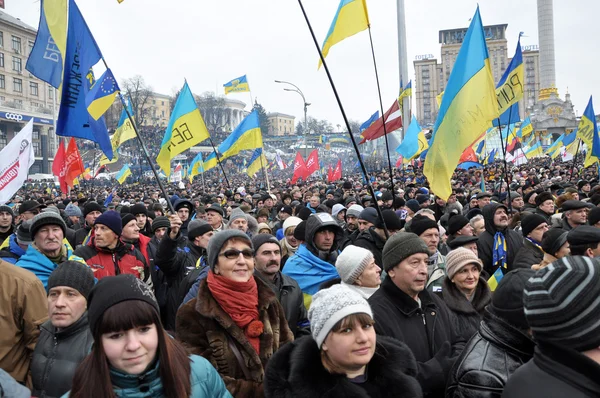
xmin=176 ymin=275 xmax=293 ymax=398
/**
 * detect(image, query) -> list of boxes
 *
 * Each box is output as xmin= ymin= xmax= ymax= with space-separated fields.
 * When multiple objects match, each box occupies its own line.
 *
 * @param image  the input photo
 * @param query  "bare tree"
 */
xmin=195 ymin=92 xmax=232 ymax=134
xmin=121 ymin=75 xmax=154 ymax=127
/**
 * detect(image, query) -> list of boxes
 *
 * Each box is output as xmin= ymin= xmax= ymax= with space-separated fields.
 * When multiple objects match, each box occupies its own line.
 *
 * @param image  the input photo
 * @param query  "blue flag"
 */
xmin=56 ymin=0 xmax=113 ymax=160
xmin=359 ymin=111 xmax=379 ymax=133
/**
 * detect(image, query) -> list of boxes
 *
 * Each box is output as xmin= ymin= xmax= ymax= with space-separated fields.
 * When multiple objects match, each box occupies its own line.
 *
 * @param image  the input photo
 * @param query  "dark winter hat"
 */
xmin=83 ymin=202 xmax=103 ymax=218
xmin=382 ymin=232 xmax=430 ymax=272
xmin=0 ymin=205 xmax=14 ymax=218
xmin=151 ymin=216 xmax=170 ymax=232
xmin=381 ymin=191 xmax=393 ymax=202
xmin=489 ymin=268 xmax=535 ymax=331
xmin=521 ymin=213 xmax=548 ymax=238
xmin=342 ymin=181 xmax=352 ymax=190
xmin=16 ymin=220 xmax=33 ymax=246
xmin=121 ymin=213 xmax=136 ymax=228
xmin=174 ymin=199 xmax=194 ymax=213
xmin=252 ymin=234 xmax=280 ymax=253
xmin=188 ymin=219 xmax=213 ymax=241
xmin=447 ymin=213 xmax=470 ymax=236
xmin=375 ymin=209 xmax=402 ymax=230
xmin=447 ymin=235 xmax=478 ymax=250
xmin=207 ymin=229 xmax=252 ymax=270
xmin=358 ymin=207 xmax=378 ymax=225
xmin=206 ymin=204 xmax=224 ymax=217
xmin=47 ymin=261 xmax=95 ymax=300
xmin=87 ymin=274 xmax=159 ymax=334
xmin=30 ymin=212 xmax=67 ymax=238
xmin=416 ymin=194 xmax=430 ymax=204
xmin=534 ymin=191 xmax=554 ymax=207
xmin=344 ymin=196 xmax=357 ymax=206
xmin=409 ymin=215 xmax=439 ymax=237
xmin=297 ymin=206 xmax=312 ymax=221
xmin=541 ymin=228 xmax=568 ymax=256
xmin=95 ymin=210 xmax=123 ymax=236
xmin=589 ymin=207 xmax=600 ymax=226
xmin=278 ymin=205 xmax=293 ymax=216
xmin=405 ymin=199 xmax=420 ymax=213
xmin=130 ymin=203 xmax=148 ymax=217
xmin=567 ymin=225 xmax=600 ymax=247
xmin=293 ymin=220 xmax=306 ymax=241
xmin=561 ymin=200 xmax=589 ymax=212
xmin=523 ymin=256 xmax=600 ymax=351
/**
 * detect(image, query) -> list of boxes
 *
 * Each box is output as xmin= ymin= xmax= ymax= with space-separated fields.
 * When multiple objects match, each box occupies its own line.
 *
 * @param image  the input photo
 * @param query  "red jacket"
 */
xmin=74 ymin=239 xmax=149 ymax=281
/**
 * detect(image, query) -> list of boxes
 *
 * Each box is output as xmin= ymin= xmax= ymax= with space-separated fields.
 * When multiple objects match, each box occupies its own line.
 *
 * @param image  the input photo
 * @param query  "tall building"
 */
xmin=267 ymin=112 xmax=295 ymax=136
xmin=0 ymin=9 xmax=59 ymax=173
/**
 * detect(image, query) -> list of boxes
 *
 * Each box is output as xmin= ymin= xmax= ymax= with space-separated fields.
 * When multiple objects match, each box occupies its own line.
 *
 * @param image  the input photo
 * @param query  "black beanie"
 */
xmin=489 ymin=268 xmax=535 ymax=331
xmin=447 ymin=213 xmax=470 ymax=236
xmin=535 ymin=191 xmax=554 ymax=207
xmin=47 ymin=261 xmax=95 ymax=300
xmin=589 ymin=207 xmax=600 ymax=226
xmin=95 ymin=210 xmax=122 ymax=236
xmin=87 ymin=274 xmax=159 ymax=334
xmin=83 ymin=202 xmax=103 ymax=218
xmin=521 ymin=213 xmax=547 ymax=238
xmin=375 ymin=209 xmax=403 ymax=230
xmin=0 ymin=205 xmax=14 ymax=218
xmin=297 ymin=206 xmax=312 ymax=221
xmin=409 ymin=215 xmax=439 ymax=237
xmin=293 ymin=220 xmax=306 ymax=241
xmin=541 ymin=228 xmax=568 ymax=256
xmin=151 ymin=216 xmax=170 ymax=232
xmin=130 ymin=203 xmax=148 ymax=217
xmin=252 ymin=234 xmax=280 ymax=253
xmin=121 ymin=213 xmax=136 ymax=228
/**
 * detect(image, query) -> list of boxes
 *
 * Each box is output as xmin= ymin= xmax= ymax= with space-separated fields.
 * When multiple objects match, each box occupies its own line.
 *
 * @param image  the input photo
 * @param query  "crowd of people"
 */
xmin=1 ymin=154 xmax=600 ymax=397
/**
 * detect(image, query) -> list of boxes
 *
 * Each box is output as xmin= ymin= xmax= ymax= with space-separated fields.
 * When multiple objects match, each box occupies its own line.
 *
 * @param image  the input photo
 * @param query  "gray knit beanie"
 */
xmin=47 ymin=261 xmax=95 ymax=300
xmin=335 ymin=245 xmax=374 ymax=284
xmin=309 ymin=284 xmax=373 ymax=348
xmin=382 ymin=232 xmax=430 ymax=271
xmin=228 ymin=207 xmax=247 ymax=226
xmin=16 ymin=220 xmax=33 ymax=246
xmin=207 ymin=229 xmax=253 ymax=270
xmin=188 ymin=219 xmax=213 ymax=241
xmin=30 ymin=211 xmax=67 ymax=238
xmin=64 ymin=203 xmax=83 ymax=217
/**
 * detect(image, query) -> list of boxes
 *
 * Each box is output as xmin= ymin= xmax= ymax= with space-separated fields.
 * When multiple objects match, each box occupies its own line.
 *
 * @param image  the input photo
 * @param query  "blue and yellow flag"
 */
xmin=246 ymin=148 xmax=267 ymax=177
xmin=398 ymin=80 xmax=412 ymax=103
xmin=525 ymin=142 xmax=544 ymax=158
xmin=115 ymin=164 xmax=131 ymax=184
xmin=203 ymin=152 xmax=218 ymax=172
xmin=188 ymin=152 xmax=204 ymax=182
xmin=396 ymin=116 xmax=422 ymax=159
xmin=99 ymin=101 xmax=137 ymax=166
xmin=26 ymin=0 xmax=68 ymax=89
xmin=359 ymin=111 xmax=379 ymax=133
xmin=319 ymin=0 xmax=369 ymax=68
xmin=545 ymin=133 xmax=565 ymax=156
xmin=520 ymin=116 xmax=533 ymax=138
xmin=577 ymin=96 xmax=600 ymax=166
xmin=223 ymin=75 xmax=250 ymax=94
xmin=218 ymin=109 xmax=263 ymax=159
xmin=156 ymin=81 xmax=210 ymax=176
xmin=85 ymin=68 xmax=120 ymax=120
xmin=493 ymin=36 xmax=524 ymax=126
xmin=424 ymin=7 xmax=499 ymax=200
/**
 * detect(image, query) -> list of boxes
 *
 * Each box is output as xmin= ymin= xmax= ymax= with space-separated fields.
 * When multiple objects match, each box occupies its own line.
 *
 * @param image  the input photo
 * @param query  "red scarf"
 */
xmin=207 ymin=271 xmax=264 ymax=354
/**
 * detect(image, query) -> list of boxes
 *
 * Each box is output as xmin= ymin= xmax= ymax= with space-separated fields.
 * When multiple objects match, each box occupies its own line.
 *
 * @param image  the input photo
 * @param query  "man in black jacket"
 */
xmin=354 ymin=209 xmax=402 ymax=268
xmin=512 ymin=214 xmax=548 ymax=269
xmin=30 ymin=261 xmax=95 ymax=398
xmin=74 ymin=202 xmax=102 ymax=247
xmin=369 ymin=231 xmax=464 ymax=398
xmin=446 ymin=269 xmax=535 ymax=398
xmin=251 ymin=234 xmax=310 ymax=337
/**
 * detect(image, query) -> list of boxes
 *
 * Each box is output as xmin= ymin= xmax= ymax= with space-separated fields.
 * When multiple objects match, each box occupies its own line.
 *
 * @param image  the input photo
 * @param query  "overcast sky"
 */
xmin=8 ymin=0 xmax=599 ymax=128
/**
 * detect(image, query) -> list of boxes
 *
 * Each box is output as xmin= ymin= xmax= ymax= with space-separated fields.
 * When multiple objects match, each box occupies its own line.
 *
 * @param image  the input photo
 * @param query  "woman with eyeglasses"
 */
xmin=177 ymin=230 xmax=293 ymax=397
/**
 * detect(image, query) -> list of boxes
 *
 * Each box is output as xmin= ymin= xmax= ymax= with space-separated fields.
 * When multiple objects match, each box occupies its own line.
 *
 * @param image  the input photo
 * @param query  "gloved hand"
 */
xmin=433 ymin=341 xmax=454 ymax=376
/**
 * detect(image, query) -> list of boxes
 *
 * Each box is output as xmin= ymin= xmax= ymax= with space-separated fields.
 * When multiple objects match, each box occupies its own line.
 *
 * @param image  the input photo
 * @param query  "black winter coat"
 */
xmin=148 ymin=235 xmax=169 ymax=327
xmin=441 ymin=278 xmax=491 ymax=342
xmin=446 ymin=309 xmax=535 ymax=398
xmin=512 ymin=239 xmax=543 ymax=270
xmin=353 ymin=227 xmax=385 ymax=268
xmin=30 ymin=313 xmax=93 ymax=398
xmin=477 ymin=203 xmax=524 ymax=276
xmin=74 ymin=225 xmax=91 ymax=247
xmin=502 ymin=343 xmax=600 ymax=398
xmin=368 ymin=277 xmax=465 ymax=398
xmin=264 ymin=335 xmax=422 ymax=398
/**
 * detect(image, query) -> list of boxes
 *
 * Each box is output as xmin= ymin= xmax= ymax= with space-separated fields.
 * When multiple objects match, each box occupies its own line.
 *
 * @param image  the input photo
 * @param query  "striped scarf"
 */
xmin=525 ymin=237 xmax=544 ymax=252
xmin=492 ymin=232 xmax=507 ymax=273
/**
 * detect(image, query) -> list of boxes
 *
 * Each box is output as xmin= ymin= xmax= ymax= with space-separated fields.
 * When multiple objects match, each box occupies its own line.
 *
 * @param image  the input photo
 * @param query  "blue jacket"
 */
xmin=16 ymin=244 xmax=84 ymax=289
xmin=62 ymin=355 xmax=231 ymax=398
xmin=0 ymin=234 xmax=26 ymax=264
xmin=181 ymin=265 xmax=210 ymax=305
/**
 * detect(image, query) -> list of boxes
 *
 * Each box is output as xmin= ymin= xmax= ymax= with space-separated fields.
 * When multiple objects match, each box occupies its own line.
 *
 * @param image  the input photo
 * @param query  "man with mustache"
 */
xmin=252 ymin=234 xmax=309 ymax=337
xmin=477 ymin=203 xmax=524 ymax=277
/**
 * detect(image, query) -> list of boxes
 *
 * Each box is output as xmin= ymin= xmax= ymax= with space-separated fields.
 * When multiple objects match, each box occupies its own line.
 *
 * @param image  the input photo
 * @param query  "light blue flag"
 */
xmin=56 ymin=0 xmax=113 ymax=160
xmin=396 ymin=116 xmax=421 ymax=158
xmin=360 ymin=111 xmax=379 ymax=133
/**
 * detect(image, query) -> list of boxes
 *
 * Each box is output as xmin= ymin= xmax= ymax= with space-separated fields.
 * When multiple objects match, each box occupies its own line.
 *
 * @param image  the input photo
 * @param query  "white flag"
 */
xmin=0 ymin=120 xmax=35 ymax=204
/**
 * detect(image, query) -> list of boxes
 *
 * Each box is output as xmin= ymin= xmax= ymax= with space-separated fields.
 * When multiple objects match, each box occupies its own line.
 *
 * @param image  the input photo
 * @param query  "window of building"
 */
xmin=161 ymin=101 xmax=164 ymax=105
xmin=28 ymin=40 xmax=34 ymax=55
xmin=12 ymin=56 xmax=21 ymax=73
xmin=30 ymin=82 xmax=38 ymax=96
xmin=0 ymin=74 xmax=4 ymax=90
xmin=0 ymin=52 xmax=3 ymax=68
xmin=33 ymin=130 xmax=40 ymax=140
xmin=15 ymin=99 xmax=22 ymax=107
xmin=0 ymin=32 xmax=3 ymax=48
xmin=32 ymin=141 xmax=40 ymax=156
xmin=161 ymin=110 xmax=165 ymax=117
xmin=13 ymin=78 xmax=22 ymax=93
xmin=48 ymin=85 xmax=54 ymax=99
xmin=11 ymin=36 xmax=21 ymax=54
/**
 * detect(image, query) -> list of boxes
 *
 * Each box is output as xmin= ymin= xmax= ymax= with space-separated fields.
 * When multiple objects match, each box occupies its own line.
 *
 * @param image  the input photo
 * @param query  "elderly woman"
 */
xmin=264 ymin=285 xmax=422 ymax=397
xmin=335 ymin=245 xmax=381 ymax=299
xmin=280 ymin=216 xmax=302 ymax=267
xmin=441 ymin=247 xmax=491 ymax=341
xmin=177 ymin=230 xmax=293 ymax=398
xmin=532 ymin=228 xmax=570 ymax=271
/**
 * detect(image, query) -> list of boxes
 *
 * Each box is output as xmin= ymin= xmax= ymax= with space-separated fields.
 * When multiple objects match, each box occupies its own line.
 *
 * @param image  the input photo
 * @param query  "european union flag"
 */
xmin=85 ymin=68 xmax=120 ymax=120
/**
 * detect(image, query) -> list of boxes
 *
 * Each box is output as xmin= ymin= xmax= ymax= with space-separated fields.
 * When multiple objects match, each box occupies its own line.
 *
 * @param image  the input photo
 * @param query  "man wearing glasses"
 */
xmin=17 ymin=200 xmax=45 ymax=222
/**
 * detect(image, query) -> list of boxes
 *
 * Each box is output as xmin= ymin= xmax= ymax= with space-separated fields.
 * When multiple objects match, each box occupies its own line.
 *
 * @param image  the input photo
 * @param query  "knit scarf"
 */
xmin=492 ymin=232 xmax=507 ymax=273
xmin=525 ymin=237 xmax=543 ymax=252
xmin=282 ymin=238 xmax=298 ymax=256
xmin=207 ymin=271 xmax=263 ymax=354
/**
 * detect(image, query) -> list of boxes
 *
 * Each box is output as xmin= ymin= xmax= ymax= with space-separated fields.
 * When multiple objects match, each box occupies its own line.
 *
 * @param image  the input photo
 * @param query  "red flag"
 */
xmin=395 ymin=155 xmax=403 ymax=168
xmin=327 ymin=165 xmax=333 ymax=182
xmin=291 ymin=152 xmax=308 ymax=184
xmin=52 ymin=141 xmax=68 ymax=192
xmin=305 ymin=150 xmax=320 ymax=177
xmin=359 ymin=100 xmax=403 ymax=144
xmin=331 ymin=159 xmax=342 ymax=181
xmin=64 ymin=138 xmax=85 ymax=189
xmin=459 ymin=146 xmax=478 ymax=163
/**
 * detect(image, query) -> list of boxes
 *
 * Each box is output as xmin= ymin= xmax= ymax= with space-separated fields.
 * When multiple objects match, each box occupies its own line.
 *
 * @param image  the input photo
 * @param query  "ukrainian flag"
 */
xmin=203 ymin=152 xmax=218 ymax=172
xmin=493 ymin=36 xmax=524 ymax=125
xmin=188 ymin=152 xmax=204 ymax=182
xmin=319 ymin=0 xmax=369 ymax=68
xmin=156 ymin=81 xmax=210 ymax=176
xmin=246 ymin=148 xmax=267 ymax=177
xmin=576 ymin=96 xmax=600 ymax=167
xmin=398 ymin=80 xmax=412 ymax=103
xmin=85 ymin=68 xmax=120 ymax=120
xmin=26 ymin=0 xmax=68 ymax=88
xmin=223 ymin=75 xmax=250 ymax=94
xmin=520 ymin=117 xmax=533 ymax=138
xmin=396 ymin=116 xmax=422 ymax=159
xmin=115 ymin=164 xmax=131 ymax=184
xmin=100 ymin=102 xmax=137 ymax=166
xmin=218 ymin=109 xmax=263 ymax=160
xmin=424 ymin=7 xmax=499 ymax=200
xmin=545 ymin=133 xmax=565 ymax=156
xmin=525 ymin=142 xmax=544 ymax=158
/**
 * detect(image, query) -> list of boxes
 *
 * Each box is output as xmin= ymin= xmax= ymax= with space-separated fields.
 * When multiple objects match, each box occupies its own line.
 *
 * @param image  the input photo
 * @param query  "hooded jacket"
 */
xmin=476 ymin=203 xmax=524 ymax=276
xmin=16 ymin=243 xmax=85 ymax=289
xmin=0 ymin=234 xmax=26 ymax=264
xmin=74 ymin=239 xmax=149 ymax=282
xmin=304 ymin=213 xmax=344 ymax=265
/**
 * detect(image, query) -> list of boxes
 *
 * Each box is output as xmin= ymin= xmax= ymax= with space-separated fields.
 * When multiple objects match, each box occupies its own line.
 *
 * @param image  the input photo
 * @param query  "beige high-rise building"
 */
xmin=267 ymin=112 xmax=295 ymax=136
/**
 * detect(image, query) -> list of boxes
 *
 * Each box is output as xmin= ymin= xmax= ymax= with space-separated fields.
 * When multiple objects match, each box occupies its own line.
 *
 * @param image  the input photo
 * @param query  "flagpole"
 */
xmin=496 ymin=109 xmax=513 ymax=212
xmin=569 ymin=139 xmax=582 ymax=182
xmin=207 ymin=137 xmax=231 ymax=189
xmin=259 ymin=151 xmax=271 ymax=193
xmin=296 ymin=0 xmax=389 ymax=238
xmin=367 ymin=27 xmax=396 ymax=202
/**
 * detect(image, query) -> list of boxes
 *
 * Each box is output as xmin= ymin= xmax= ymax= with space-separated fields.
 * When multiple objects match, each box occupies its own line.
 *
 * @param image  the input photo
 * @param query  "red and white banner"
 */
xmin=305 ymin=149 xmax=320 ymax=177
xmin=331 ymin=159 xmax=342 ymax=181
xmin=0 ymin=120 xmax=35 ymax=204
xmin=359 ymin=99 xmax=403 ymax=144
xmin=291 ymin=152 xmax=308 ymax=184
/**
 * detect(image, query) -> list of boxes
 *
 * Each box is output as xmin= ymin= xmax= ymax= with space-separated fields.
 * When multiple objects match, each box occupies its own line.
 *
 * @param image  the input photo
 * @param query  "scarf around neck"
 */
xmin=207 ymin=271 xmax=263 ymax=354
xmin=282 ymin=238 xmax=298 ymax=256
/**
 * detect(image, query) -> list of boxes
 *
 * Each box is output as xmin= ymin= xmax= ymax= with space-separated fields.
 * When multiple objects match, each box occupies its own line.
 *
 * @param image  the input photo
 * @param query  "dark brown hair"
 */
xmin=69 ymin=301 xmax=191 ymax=398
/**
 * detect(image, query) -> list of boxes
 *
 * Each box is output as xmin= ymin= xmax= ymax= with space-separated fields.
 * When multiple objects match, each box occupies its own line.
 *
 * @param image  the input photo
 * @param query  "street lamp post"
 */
xmin=274 ymin=80 xmax=310 ymax=153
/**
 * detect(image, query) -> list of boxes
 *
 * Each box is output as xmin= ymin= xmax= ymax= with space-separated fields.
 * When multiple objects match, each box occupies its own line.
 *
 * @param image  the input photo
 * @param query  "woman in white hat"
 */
xmin=334 ymin=245 xmax=381 ymax=299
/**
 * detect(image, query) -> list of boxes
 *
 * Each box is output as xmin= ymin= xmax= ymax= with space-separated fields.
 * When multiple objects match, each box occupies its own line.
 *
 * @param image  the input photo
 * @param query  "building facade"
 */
xmin=0 ymin=9 xmax=59 ymax=173
xmin=267 ymin=112 xmax=295 ymax=136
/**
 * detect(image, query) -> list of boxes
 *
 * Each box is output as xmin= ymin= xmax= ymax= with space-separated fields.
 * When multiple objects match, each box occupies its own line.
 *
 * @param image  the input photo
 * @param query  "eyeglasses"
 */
xmin=219 ymin=249 xmax=254 ymax=260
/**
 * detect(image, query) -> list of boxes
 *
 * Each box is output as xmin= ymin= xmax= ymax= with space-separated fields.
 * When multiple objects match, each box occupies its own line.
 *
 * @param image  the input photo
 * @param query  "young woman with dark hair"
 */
xmin=66 ymin=274 xmax=231 ymax=398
